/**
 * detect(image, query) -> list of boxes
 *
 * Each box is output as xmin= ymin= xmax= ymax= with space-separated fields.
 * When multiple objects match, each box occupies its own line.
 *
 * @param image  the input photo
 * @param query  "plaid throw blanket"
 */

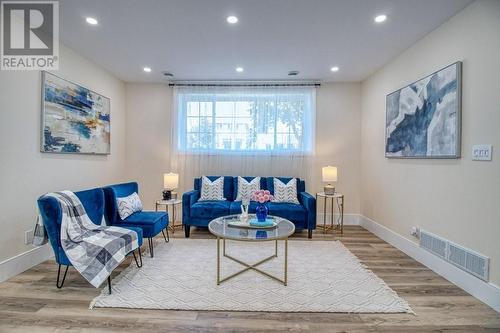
xmin=46 ymin=191 xmax=139 ymax=288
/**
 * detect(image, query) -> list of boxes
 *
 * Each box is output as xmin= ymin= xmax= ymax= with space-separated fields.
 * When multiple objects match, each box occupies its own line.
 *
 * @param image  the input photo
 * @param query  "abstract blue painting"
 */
xmin=385 ymin=62 xmax=461 ymax=158
xmin=41 ymin=72 xmax=110 ymax=154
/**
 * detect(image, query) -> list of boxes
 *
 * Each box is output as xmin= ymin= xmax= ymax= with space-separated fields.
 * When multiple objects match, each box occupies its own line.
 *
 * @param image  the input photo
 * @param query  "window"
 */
xmin=175 ymin=87 xmax=315 ymax=154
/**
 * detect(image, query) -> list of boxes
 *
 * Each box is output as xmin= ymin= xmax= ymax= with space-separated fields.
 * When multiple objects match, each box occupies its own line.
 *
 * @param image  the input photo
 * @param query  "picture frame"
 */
xmin=385 ymin=62 xmax=462 ymax=159
xmin=41 ymin=71 xmax=111 ymax=155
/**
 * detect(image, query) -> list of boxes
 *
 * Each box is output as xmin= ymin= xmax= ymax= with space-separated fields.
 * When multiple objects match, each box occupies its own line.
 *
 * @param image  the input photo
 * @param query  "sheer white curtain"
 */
xmin=169 ymin=85 xmax=316 ymax=193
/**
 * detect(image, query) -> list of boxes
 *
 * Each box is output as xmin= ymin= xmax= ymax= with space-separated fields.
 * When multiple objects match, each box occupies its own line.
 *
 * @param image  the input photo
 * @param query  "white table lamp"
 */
xmin=322 ymin=166 xmax=337 ymax=195
xmin=163 ymin=172 xmax=179 ymax=200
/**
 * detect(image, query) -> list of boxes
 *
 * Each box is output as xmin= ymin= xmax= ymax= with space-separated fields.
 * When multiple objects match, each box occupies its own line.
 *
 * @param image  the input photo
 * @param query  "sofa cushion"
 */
xmin=117 ymin=192 xmax=143 ymax=220
xmin=233 ymin=177 xmax=267 ymax=200
xmin=119 ymin=211 xmax=168 ymax=238
xmin=272 ymin=178 xmax=300 ymax=204
xmin=199 ymin=176 xmax=226 ymax=201
xmin=266 ymin=177 xmax=305 ymax=195
xmin=191 ymin=201 xmax=231 ymax=220
xmin=267 ymin=202 xmax=307 ymax=225
xmin=194 ymin=176 xmax=234 ymax=201
xmin=235 ymin=176 xmax=261 ymax=201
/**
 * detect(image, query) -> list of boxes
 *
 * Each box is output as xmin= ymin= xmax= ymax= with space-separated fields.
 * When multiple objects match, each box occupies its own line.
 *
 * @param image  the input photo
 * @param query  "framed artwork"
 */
xmin=385 ymin=62 xmax=462 ymax=158
xmin=41 ymin=71 xmax=110 ymax=154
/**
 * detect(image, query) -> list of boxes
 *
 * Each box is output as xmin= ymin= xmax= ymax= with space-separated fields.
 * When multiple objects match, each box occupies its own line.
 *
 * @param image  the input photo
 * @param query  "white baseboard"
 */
xmin=359 ymin=215 xmax=500 ymax=313
xmin=0 ymin=244 xmax=54 ymax=283
xmin=316 ymin=213 xmax=359 ymax=226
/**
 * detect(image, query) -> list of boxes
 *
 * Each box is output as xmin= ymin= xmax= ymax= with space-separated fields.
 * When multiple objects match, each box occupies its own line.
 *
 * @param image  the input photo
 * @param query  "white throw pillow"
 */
xmin=199 ymin=176 xmax=226 ymax=201
xmin=235 ymin=176 xmax=261 ymax=201
xmin=117 ymin=192 xmax=143 ymax=220
xmin=273 ymin=178 xmax=300 ymax=204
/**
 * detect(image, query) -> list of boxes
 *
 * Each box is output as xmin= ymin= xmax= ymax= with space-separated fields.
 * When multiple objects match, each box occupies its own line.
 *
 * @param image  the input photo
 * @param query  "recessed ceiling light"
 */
xmin=85 ymin=17 xmax=98 ymax=25
xmin=374 ymin=14 xmax=387 ymax=23
xmin=227 ymin=16 xmax=238 ymax=24
xmin=330 ymin=66 xmax=339 ymax=72
xmin=143 ymin=67 xmax=152 ymax=73
xmin=235 ymin=67 xmax=244 ymax=73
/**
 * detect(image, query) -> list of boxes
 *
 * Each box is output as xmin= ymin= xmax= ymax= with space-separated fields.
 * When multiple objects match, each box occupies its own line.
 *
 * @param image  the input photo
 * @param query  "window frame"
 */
xmin=176 ymin=88 xmax=315 ymax=156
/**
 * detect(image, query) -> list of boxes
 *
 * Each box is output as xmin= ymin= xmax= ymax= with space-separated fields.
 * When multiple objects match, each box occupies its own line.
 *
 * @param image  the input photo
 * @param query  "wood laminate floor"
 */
xmin=0 ymin=226 xmax=499 ymax=332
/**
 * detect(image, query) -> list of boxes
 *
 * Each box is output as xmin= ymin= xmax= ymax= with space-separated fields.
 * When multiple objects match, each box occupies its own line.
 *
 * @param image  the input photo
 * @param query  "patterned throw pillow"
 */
xmin=117 ymin=192 xmax=143 ymax=220
xmin=273 ymin=178 xmax=300 ymax=204
xmin=199 ymin=176 xmax=226 ymax=201
xmin=235 ymin=177 xmax=261 ymax=201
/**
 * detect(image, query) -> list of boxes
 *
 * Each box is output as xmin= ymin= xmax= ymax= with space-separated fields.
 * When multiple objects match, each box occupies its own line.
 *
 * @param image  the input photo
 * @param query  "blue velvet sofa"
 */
xmin=103 ymin=182 xmax=169 ymax=258
xmin=182 ymin=176 xmax=316 ymax=238
xmin=37 ymin=187 xmax=143 ymax=292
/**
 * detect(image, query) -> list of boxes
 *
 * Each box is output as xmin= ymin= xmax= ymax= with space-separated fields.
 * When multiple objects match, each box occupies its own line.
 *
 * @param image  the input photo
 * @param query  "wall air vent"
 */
xmin=419 ymin=229 xmax=489 ymax=281
xmin=448 ymin=242 xmax=489 ymax=281
xmin=420 ymin=230 xmax=447 ymax=259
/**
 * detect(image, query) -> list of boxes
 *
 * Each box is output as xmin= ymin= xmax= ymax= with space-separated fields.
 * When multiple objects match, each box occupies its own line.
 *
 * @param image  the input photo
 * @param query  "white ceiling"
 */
xmin=59 ymin=0 xmax=473 ymax=83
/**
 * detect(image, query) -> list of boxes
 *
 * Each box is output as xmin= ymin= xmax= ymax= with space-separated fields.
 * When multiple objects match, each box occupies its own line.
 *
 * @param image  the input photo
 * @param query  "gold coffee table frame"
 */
xmin=208 ymin=215 xmax=295 ymax=286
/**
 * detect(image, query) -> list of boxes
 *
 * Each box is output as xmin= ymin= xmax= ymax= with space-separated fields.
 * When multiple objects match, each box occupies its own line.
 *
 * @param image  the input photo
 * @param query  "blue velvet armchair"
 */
xmin=182 ymin=176 xmax=316 ymax=238
xmin=37 ymin=187 xmax=143 ymax=292
xmin=103 ymin=182 xmax=169 ymax=258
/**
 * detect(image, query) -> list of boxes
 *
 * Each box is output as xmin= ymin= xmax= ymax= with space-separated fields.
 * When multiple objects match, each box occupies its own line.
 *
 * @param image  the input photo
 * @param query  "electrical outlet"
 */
xmin=25 ymin=229 xmax=34 ymax=245
xmin=472 ymin=144 xmax=492 ymax=161
xmin=410 ymin=226 xmax=420 ymax=238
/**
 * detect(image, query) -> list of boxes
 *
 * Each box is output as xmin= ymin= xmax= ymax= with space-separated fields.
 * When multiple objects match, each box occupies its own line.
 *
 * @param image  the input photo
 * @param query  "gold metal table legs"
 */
xmin=315 ymin=194 xmax=344 ymax=234
xmin=156 ymin=203 xmax=182 ymax=233
xmin=216 ymin=237 xmax=289 ymax=286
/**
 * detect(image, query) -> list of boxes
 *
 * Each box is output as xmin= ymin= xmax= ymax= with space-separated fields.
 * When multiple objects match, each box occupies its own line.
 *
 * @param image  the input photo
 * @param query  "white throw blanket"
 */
xmin=46 ymin=191 xmax=139 ymax=287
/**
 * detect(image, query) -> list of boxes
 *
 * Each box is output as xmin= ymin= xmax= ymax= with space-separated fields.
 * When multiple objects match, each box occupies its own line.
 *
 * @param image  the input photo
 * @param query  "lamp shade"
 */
xmin=322 ymin=166 xmax=338 ymax=182
xmin=163 ymin=173 xmax=179 ymax=189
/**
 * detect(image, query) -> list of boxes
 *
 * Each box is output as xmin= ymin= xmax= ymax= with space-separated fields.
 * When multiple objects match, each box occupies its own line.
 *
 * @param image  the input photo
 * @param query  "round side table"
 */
xmin=315 ymin=192 xmax=344 ymax=234
xmin=155 ymin=199 xmax=182 ymax=233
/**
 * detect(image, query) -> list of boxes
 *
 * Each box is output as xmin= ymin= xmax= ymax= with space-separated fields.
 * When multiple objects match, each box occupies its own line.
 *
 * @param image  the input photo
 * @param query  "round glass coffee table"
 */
xmin=208 ymin=214 xmax=295 ymax=286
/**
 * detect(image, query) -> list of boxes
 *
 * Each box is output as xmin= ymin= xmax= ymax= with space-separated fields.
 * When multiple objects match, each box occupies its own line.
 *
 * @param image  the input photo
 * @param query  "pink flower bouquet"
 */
xmin=251 ymin=190 xmax=274 ymax=203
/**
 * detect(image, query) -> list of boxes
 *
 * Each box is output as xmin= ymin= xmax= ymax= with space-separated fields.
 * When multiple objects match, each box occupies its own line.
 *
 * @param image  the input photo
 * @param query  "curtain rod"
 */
xmin=168 ymin=83 xmax=321 ymax=87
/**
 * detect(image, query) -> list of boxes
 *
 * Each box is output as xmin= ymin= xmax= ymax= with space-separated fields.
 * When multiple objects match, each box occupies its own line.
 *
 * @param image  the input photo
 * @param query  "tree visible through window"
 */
xmin=176 ymin=88 xmax=315 ymax=153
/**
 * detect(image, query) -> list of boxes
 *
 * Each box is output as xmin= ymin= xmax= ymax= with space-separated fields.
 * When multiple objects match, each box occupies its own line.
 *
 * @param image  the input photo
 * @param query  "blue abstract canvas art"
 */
xmin=41 ymin=72 xmax=110 ymax=154
xmin=385 ymin=62 xmax=461 ymax=158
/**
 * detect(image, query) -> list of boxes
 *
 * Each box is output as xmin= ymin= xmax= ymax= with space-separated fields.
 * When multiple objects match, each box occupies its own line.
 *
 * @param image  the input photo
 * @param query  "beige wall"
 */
xmin=360 ymin=0 xmax=500 ymax=285
xmin=124 ymin=83 xmax=362 ymax=215
xmin=0 ymin=45 xmax=127 ymax=262
xmin=124 ymin=83 xmax=173 ymax=209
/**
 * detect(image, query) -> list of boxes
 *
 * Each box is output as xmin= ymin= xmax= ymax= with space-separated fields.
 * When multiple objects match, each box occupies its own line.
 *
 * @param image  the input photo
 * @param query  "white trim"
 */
xmin=316 ymin=213 xmax=359 ymax=226
xmin=359 ymin=215 xmax=500 ymax=313
xmin=0 ymin=244 xmax=54 ymax=283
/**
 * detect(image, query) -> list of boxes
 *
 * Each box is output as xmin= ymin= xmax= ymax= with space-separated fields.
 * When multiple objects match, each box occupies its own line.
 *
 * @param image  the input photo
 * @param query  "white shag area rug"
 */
xmin=91 ymin=239 xmax=412 ymax=313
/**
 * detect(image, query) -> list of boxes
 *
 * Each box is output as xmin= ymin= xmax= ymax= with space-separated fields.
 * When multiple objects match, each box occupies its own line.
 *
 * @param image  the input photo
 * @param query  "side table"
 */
xmin=155 ymin=199 xmax=182 ymax=233
xmin=315 ymin=192 xmax=344 ymax=234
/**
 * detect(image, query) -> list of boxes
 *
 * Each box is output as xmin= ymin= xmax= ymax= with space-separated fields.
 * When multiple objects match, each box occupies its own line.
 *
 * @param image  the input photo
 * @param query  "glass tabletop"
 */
xmin=208 ymin=214 xmax=295 ymax=241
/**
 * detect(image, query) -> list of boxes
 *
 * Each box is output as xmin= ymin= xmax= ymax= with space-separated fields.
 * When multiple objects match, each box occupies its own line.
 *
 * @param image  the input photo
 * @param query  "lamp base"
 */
xmin=162 ymin=190 xmax=172 ymax=200
xmin=324 ymin=185 xmax=336 ymax=195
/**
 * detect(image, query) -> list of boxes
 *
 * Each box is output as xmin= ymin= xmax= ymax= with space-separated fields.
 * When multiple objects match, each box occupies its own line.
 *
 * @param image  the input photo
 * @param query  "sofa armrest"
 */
xmin=299 ymin=192 xmax=316 ymax=230
xmin=182 ymin=190 xmax=200 ymax=225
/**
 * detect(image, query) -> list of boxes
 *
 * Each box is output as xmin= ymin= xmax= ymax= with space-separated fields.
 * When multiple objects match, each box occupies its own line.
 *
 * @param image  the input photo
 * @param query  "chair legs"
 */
xmin=308 ymin=229 xmax=313 ymax=239
xmin=56 ymin=264 xmax=69 ymax=289
xmin=148 ymin=237 xmax=154 ymax=258
xmin=162 ymin=229 xmax=170 ymax=243
xmin=56 ymin=248 xmax=142 ymax=293
xmin=184 ymin=226 xmax=191 ymax=238
xmin=132 ymin=246 xmax=143 ymax=268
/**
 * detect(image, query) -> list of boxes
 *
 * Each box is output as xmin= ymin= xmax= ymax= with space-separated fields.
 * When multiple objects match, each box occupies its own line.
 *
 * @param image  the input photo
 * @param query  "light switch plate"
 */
xmin=472 ymin=144 xmax=492 ymax=161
